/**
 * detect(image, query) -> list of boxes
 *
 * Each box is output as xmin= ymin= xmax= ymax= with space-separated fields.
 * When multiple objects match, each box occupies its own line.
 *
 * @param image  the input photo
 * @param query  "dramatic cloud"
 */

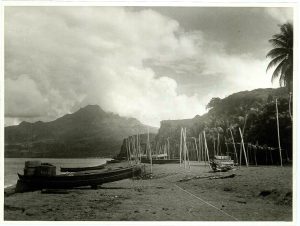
xmin=5 ymin=7 xmax=202 ymax=126
xmin=5 ymin=7 xmax=291 ymax=127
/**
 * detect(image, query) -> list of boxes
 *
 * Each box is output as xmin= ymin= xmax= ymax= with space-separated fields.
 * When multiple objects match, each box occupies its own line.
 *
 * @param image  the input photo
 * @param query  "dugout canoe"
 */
xmin=60 ymin=163 xmax=106 ymax=172
xmin=16 ymin=165 xmax=141 ymax=192
xmin=140 ymin=159 xmax=180 ymax=164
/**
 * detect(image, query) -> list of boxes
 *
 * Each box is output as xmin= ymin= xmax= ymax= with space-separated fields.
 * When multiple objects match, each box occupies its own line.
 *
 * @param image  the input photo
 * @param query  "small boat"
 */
xmin=16 ymin=165 xmax=141 ymax=192
xmin=106 ymin=159 xmax=122 ymax=164
xmin=141 ymin=158 xmax=180 ymax=164
xmin=210 ymin=155 xmax=234 ymax=172
xmin=60 ymin=163 xmax=106 ymax=172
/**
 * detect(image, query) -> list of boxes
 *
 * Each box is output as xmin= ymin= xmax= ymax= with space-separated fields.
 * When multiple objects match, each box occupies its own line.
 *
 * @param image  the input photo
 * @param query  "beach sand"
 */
xmin=4 ymin=162 xmax=292 ymax=221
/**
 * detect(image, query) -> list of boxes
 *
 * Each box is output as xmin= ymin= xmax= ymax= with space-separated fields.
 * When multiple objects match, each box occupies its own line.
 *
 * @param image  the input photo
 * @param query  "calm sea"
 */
xmin=4 ymin=158 xmax=110 ymax=187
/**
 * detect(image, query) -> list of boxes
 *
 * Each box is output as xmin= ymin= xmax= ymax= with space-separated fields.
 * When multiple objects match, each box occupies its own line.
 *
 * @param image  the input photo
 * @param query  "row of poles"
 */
xmin=178 ymin=126 xmax=249 ymax=169
xmin=123 ymin=98 xmax=284 ymax=170
xmin=125 ymin=129 xmax=154 ymax=174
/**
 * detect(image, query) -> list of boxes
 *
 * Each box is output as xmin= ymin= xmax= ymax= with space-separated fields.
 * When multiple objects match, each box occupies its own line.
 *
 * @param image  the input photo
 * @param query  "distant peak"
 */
xmin=19 ymin=121 xmax=31 ymax=126
xmin=75 ymin=105 xmax=105 ymax=114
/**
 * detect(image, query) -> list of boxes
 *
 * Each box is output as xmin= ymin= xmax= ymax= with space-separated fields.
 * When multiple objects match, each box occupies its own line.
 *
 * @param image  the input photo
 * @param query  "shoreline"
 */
xmin=4 ymin=162 xmax=292 ymax=221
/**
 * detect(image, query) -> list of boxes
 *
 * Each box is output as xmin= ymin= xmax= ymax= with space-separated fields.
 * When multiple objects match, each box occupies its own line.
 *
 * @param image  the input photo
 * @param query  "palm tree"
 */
xmin=266 ymin=23 xmax=293 ymax=92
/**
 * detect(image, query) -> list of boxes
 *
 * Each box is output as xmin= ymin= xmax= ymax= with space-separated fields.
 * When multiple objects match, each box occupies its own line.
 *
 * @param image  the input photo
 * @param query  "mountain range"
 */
xmin=5 ymin=105 xmax=158 ymax=158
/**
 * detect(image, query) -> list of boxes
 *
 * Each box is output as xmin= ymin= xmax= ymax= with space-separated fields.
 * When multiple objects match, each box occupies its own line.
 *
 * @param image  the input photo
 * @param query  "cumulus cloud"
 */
xmin=5 ymin=7 xmax=203 ymax=126
xmin=5 ymin=7 xmax=282 ymax=127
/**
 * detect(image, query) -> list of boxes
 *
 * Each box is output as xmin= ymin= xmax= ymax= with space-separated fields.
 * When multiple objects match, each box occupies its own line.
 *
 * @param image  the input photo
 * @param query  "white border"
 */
xmin=0 ymin=1 xmax=299 ymax=226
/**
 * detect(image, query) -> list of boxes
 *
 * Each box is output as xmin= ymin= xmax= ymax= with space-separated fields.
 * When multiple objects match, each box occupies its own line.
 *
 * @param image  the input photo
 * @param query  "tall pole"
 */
xmin=198 ymin=133 xmax=201 ymax=162
xmin=192 ymin=137 xmax=199 ymax=162
xmin=229 ymin=128 xmax=238 ymax=164
xmin=147 ymin=127 xmax=152 ymax=174
xmin=276 ymin=99 xmax=283 ymax=167
xmin=184 ymin=128 xmax=190 ymax=169
xmin=239 ymin=127 xmax=249 ymax=167
xmin=217 ymin=133 xmax=220 ymax=155
xmin=203 ymin=130 xmax=211 ymax=169
xmin=180 ymin=128 xmax=183 ymax=166
xmin=167 ymin=137 xmax=170 ymax=159
xmin=183 ymin=128 xmax=187 ymax=169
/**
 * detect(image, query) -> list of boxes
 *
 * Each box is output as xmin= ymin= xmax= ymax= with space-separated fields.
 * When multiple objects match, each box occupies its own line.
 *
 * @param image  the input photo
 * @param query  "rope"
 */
xmin=174 ymin=184 xmax=239 ymax=221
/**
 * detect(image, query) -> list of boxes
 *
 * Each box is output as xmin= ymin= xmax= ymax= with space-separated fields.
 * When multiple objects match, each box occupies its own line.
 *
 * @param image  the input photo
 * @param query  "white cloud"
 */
xmin=5 ymin=7 xmax=203 ymax=127
xmin=5 ymin=7 xmax=280 ymax=127
xmin=265 ymin=8 xmax=293 ymax=24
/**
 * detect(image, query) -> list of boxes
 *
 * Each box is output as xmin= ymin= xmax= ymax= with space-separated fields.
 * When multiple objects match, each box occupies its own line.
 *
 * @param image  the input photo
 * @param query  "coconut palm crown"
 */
xmin=266 ymin=22 xmax=293 ymax=92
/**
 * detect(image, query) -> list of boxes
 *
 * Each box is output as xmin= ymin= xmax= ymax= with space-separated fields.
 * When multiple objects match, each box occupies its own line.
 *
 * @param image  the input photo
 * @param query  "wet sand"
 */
xmin=4 ymin=162 xmax=292 ymax=221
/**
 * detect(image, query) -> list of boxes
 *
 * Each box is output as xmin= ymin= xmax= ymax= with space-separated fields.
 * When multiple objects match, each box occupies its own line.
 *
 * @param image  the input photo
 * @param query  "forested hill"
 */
xmin=5 ymin=105 xmax=158 ymax=158
xmin=155 ymin=87 xmax=292 ymax=160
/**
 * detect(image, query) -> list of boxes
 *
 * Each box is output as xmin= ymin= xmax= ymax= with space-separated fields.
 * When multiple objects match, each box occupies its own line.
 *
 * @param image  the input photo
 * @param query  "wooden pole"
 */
xmin=167 ymin=138 xmax=170 ymax=160
xmin=180 ymin=128 xmax=183 ymax=166
xmin=147 ymin=128 xmax=152 ymax=174
xmin=229 ymin=128 xmax=238 ymax=165
xmin=183 ymin=128 xmax=187 ymax=169
xmin=203 ymin=131 xmax=211 ymax=169
xmin=239 ymin=127 xmax=249 ymax=167
xmin=213 ymin=138 xmax=216 ymax=157
xmin=217 ymin=133 xmax=220 ymax=155
xmin=198 ymin=133 xmax=202 ymax=162
xmin=193 ymin=137 xmax=199 ymax=162
xmin=275 ymin=99 xmax=283 ymax=167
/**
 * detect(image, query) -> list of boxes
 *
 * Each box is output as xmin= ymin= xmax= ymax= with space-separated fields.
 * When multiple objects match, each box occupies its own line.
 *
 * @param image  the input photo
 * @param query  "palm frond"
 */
xmin=267 ymin=23 xmax=293 ymax=91
xmin=266 ymin=48 xmax=288 ymax=59
xmin=271 ymin=59 xmax=287 ymax=82
xmin=269 ymin=38 xmax=288 ymax=48
xmin=266 ymin=54 xmax=286 ymax=72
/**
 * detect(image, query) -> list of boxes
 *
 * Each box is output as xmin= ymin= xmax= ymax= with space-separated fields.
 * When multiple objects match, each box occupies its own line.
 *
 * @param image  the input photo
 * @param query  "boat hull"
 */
xmin=140 ymin=159 xmax=180 ymax=164
xmin=16 ymin=166 xmax=141 ymax=192
xmin=60 ymin=163 xmax=106 ymax=172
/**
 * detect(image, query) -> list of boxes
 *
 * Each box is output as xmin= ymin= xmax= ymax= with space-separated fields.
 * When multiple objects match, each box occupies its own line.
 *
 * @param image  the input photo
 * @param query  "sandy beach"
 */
xmin=4 ymin=162 xmax=292 ymax=221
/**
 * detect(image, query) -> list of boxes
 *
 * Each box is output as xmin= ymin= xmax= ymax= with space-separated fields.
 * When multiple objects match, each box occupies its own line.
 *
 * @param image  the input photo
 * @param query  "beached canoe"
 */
xmin=60 ymin=163 xmax=106 ymax=172
xmin=106 ymin=159 xmax=122 ymax=164
xmin=16 ymin=165 xmax=141 ymax=192
xmin=140 ymin=159 xmax=180 ymax=164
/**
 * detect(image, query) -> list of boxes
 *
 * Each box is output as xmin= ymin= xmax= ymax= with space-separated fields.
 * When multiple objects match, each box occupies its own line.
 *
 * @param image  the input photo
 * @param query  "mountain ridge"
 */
xmin=5 ymin=105 xmax=158 ymax=158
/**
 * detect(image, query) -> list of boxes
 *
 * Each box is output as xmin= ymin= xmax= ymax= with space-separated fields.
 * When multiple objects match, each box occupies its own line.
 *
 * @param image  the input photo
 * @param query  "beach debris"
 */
xmin=209 ymin=174 xmax=236 ymax=180
xmin=178 ymin=173 xmax=235 ymax=182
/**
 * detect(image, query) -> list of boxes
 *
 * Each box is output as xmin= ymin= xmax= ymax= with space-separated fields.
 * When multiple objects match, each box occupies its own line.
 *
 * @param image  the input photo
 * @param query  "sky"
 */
xmin=4 ymin=6 xmax=293 ymax=127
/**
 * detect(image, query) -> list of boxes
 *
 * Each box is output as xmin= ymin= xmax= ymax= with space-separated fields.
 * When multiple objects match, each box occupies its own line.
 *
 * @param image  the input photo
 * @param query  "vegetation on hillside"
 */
xmin=155 ymin=88 xmax=292 ymax=164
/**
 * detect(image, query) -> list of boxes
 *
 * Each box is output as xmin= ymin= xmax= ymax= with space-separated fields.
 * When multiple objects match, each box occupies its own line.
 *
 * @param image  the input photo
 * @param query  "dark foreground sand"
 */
xmin=4 ymin=162 xmax=292 ymax=221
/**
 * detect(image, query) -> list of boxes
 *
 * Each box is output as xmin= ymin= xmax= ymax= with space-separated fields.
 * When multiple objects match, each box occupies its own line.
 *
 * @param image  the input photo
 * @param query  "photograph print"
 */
xmin=3 ymin=5 xmax=295 ymax=221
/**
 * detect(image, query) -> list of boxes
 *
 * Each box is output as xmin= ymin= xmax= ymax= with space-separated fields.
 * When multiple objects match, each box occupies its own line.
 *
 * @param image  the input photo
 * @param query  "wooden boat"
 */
xmin=141 ymin=158 xmax=180 ymax=164
xmin=210 ymin=155 xmax=234 ymax=172
xmin=16 ymin=165 xmax=141 ymax=192
xmin=60 ymin=163 xmax=106 ymax=172
xmin=106 ymin=159 xmax=122 ymax=164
